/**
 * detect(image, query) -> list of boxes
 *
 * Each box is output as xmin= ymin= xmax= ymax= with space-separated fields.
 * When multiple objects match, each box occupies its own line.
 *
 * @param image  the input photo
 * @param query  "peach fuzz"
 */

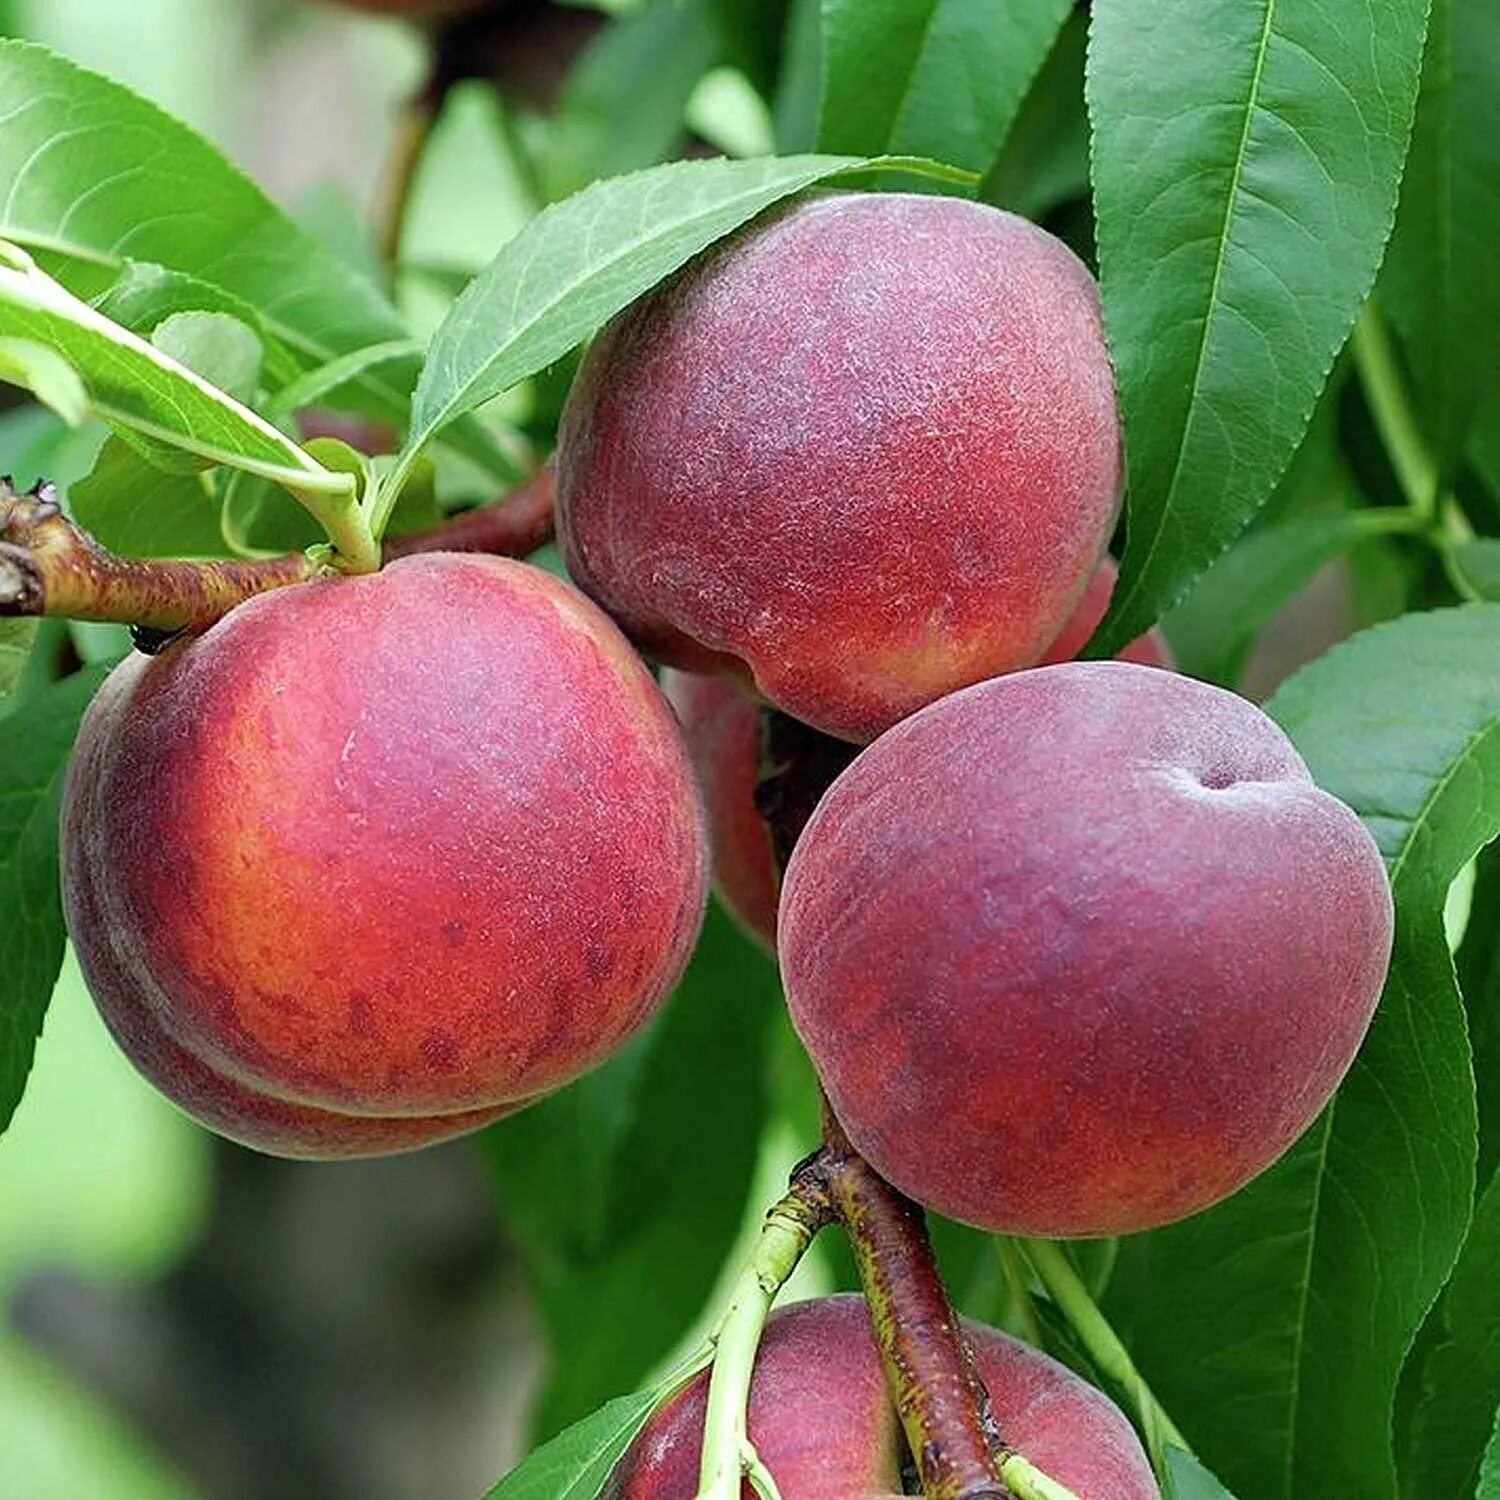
xmin=62 ymin=553 xmax=708 ymax=1158
xmin=558 ymin=192 xmax=1122 ymax=743
xmin=607 ymin=1295 xmax=1158 ymax=1499
xmin=780 ymin=662 xmax=1393 ymax=1236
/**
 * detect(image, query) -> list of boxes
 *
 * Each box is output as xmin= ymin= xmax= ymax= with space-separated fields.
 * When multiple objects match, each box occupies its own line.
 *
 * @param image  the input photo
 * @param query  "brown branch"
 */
xmin=820 ymin=1110 xmax=1013 ymax=1500
xmin=0 ymin=468 xmax=556 ymax=635
xmin=385 ymin=465 xmax=555 ymax=560
xmin=0 ymin=480 xmax=318 ymax=632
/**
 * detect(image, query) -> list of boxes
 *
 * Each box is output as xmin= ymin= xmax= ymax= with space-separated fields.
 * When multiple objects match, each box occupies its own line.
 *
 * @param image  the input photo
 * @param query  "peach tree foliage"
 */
xmin=0 ymin=0 xmax=1496 ymax=1497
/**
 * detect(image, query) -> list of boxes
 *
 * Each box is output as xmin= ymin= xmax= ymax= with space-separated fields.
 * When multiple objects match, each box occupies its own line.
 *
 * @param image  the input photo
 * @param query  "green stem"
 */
xmin=1015 ymin=1239 xmax=1187 ymax=1474
xmin=995 ymin=1238 xmax=1043 ymax=1349
xmin=695 ymin=1177 xmax=833 ymax=1500
xmin=998 ymin=1453 xmax=1089 ymax=1500
xmin=1351 ymin=302 xmax=1439 ymax=519
xmin=291 ymin=484 xmax=380 ymax=575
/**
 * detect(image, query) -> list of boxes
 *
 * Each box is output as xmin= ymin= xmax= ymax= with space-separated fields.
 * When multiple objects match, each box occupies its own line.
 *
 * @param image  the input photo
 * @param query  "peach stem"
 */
xmin=1014 ymin=1238 xmax=1188 ymax=1476
xmin=822 ymin=1106 xmax=1019 ymax=1500
xmin=694 ymin=1166 xmax=834 ymax=1500
xmin=0 ymin=467 xmax=556 ymax=633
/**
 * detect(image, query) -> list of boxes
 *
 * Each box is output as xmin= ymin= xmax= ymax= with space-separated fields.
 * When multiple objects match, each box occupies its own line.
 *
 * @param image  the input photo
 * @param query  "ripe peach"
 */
xmin=1039 ymin=557 xmax=1173 ymax=669
xmin=780 ymin=662 xmax=1393 ymax=1236
xmin=662 ymin=561 xmax=1170 ymax=953
xmin=558 ymin=193 xmax=1122 ymax=743
xmin=607 ymin=1295 xmax=1158 ymax=1498
xmin=62 ymin=554 xmax=708 ymax=1159
xmin=662 ymin=668 xmax=778 ymax=950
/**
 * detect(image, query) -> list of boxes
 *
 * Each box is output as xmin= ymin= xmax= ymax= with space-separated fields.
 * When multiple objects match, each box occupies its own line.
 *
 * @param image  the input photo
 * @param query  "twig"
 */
xmin=0 ymin=467 xmax=556 ymax=633
xmin=0 ymin=480 xmax=319 ymax=631
xmin=694 ymin=1165 xmax=834 ymax=1500
xmin=821 ymin=1108 xmax=1014 ymax=1500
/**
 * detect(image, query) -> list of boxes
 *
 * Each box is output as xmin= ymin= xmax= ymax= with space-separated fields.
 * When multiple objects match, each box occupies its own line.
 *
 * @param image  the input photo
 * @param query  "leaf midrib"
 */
xmin=1114 ymin=0 xmax=1279 ymax=623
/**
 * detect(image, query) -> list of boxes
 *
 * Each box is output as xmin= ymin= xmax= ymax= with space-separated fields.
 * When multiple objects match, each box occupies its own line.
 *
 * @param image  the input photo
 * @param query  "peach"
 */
xmin=780 ymin=662 xmax=1393 ymax=1236
xmin=61 ymin=554 xmax=708 ymax=1159
xmin=1039 ymin=557 xmax=1173 ymax=669
xmin=662 ymin=668 xmax=778 ymax=950
xmin=607 ymin=1295 xmax=1158 ymax=1498
xmin=558 ymin=193 xmax=1122 ymax=743
xmin=662 ymin=561 xmax=1170 ymax=953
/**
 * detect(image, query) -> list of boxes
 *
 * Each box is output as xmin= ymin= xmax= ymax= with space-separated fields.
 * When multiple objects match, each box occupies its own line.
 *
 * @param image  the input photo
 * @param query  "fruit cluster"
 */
xmin=61 ymin=192 xmax=1394 ymax=1496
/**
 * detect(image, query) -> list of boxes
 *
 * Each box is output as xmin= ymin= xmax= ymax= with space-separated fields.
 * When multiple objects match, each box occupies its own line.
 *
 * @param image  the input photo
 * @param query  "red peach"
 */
xmin=1039 ymin=557 xmax=1173 ymax=669
xmin=607 ymin=1295 xmax=1159 ymax=1499
xmin=62 ymin=554 xmax=707 ymax=1159
xmin=558 ymin=193 xmax=1122 ymax=743
xmin=662 ymin=668 xmax=778 ymax=950
xmin=662 ymin=561 xmax=1171 ymax=953
xmin=780 ymin=662 xmax=1393 ymax=1236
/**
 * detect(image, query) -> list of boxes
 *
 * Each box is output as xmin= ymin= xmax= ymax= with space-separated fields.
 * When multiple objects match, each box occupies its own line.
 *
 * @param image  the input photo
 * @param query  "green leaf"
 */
xmin=93 ymin=262 xmax=300 ymax=388
xmin=265 ymin=340 xmax=424 ymax=426
xmin=818 ymin=0 xmax=1071 ymax=175
xmin=1086 ymin=0 xmax=1431 ymax=652
xmin=69 ymin=438 xmax=229 ymax=560
xmin=981 ymin=10 xmax=1090 ymax=219
xmin=0 ymin=242 xmax=344 ymax=496
xmin=1451 ymin=540 xmax=1500 ymax=603
xmin=392 ymin=152 xmax=874 ymax=518
xmin=151 ymin=312 xmax=263 ymax=408
xmin=0 ymin=666 xmax=108 ymax=1136
xmin=1164 ymin=510 xmax=1414 ymax=686
xmin=480 ymin=1388 xmax=662 ymax=1500
xmin=1459 ymin=842 xmax=1500 ymax=1187
xmin=1165 ymin=1447 xmax=1239 ymax=1500
xmin=0 ymin=619 xmax=36 ymax=699
xmin=1381 ymin=0 xmax=1500 ymax=473
xmin=0 ymin=40 xmax=417 ymax=434
xmin=540 ymin=0 xmax=721 ymax=201
xmin=1482 ymin=1409 xmax=1500 ymax=1500
xmin=1107 ymin=606 xmax=1496 ymax=1499
xmin=1402 ymin=1174 xmax=1500 ymax=1499
xmin=485 ymin=903 xmax=780 ymax=1439
xmin=0 ymin=337 xmax=87 ymax=425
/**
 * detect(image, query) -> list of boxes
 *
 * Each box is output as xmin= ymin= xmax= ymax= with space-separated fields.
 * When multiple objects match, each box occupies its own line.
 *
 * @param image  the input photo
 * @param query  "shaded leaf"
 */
xmin=1107 ymin=607 xmax=1496 ymax=1499
xmin=69 ymin=439 xmax=229 ymax=560
xmin=0 ymin=667 xmax=108 ymax=1136
xmin=151 ymin=312 xmax=263 ymax=408
xmin=1382 ymin=0 xmax=1500 ymax=473
xmin=0 ymin=337 xmax=87 ymax=425
xmin=1403 ymin=1174 xmax=1500 ymax=1498
xmin=1451 ymin=540 xmax=1500 ymax=604
xmin=1458 ymin=841 xmax=1500 ymax=1209
xmin=480 ymin=1389 xmax=662 ymax=1500
xmin=981 ymin=10 xmax=1090 ymax=219
xmin=1086 ymin=0 xmax=1430 ymax=651
xmin=0 ymin=619 xmax=35 ymax=698
xmin=818 ymin=0 xmax=1071 ymax=176
xmin=484 ymin=903 xmax=781 ymax=1439
xmin=540 ymin=0 xmax=721 ymax=201
xmin=1165 ymin=1447 xmax=1239 ymax=1500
